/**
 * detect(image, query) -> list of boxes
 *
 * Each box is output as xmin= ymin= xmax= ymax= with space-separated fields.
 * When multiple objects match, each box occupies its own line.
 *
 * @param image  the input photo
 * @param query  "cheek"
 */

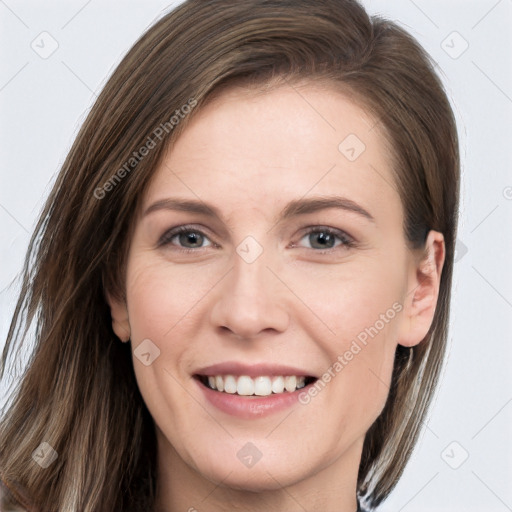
xmin=292 ymin=258 xmax=405 ymax=425
xmin=124 ymin=259 xmax=211 ymax=440
xmin=124 ymin=257 xmax=222 ymax=412
xmin=125 ymin=256 xmax=214 ymax=342
xmin=291 ymin=254 xmax=406 ymax=351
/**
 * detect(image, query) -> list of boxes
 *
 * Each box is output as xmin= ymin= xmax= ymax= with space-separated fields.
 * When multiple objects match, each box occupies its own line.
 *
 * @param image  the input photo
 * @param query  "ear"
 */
xmin=105 ymin=290 xmax=131 ymax=342
xmin=398 ymin=230 xmax=445 ymax=348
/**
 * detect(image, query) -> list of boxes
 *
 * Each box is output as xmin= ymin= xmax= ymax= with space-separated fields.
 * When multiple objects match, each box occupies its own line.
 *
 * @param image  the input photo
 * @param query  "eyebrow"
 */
xmin=143 ymin=195 xmax=375 ymax=224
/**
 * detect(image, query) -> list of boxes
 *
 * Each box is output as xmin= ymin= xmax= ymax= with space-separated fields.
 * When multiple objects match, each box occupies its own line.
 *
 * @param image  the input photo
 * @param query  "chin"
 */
xmin=201 ymin=460 xmax=309 ymax=492
xmin=183 ymin=437 xmax=325 ymax=493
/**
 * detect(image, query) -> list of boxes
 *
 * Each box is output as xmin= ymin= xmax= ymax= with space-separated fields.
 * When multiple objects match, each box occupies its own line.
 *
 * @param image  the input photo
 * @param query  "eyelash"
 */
xmin=157 ymin=224 xmax=357 ymax=254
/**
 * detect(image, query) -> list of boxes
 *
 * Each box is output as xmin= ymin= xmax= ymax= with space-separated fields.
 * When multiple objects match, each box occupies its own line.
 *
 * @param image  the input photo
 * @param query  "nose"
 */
xmin=209 ymin=244 xmax=290 ymax=340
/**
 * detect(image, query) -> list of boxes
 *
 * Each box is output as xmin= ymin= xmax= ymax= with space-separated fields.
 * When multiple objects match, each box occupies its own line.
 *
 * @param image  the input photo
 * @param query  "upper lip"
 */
xmin=194 ymin=361 xmax=317 ymax=378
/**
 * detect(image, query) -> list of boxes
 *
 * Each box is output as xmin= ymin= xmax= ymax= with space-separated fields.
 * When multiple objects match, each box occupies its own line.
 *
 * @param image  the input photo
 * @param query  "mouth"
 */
xmin=194 ymin=374 xmax=318 ymax=397
xmin=193 ymin=363 xmax=319 ymax=418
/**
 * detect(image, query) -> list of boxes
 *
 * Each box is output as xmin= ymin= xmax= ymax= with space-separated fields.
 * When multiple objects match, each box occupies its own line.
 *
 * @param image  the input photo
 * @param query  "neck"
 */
xmin=153 ymin=428 xmax=362 ymax=512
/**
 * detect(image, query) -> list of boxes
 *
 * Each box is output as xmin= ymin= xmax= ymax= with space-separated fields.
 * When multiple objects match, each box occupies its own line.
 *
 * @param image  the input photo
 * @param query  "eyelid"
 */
xmin=296 ymin=224 xmax=354 ymax=240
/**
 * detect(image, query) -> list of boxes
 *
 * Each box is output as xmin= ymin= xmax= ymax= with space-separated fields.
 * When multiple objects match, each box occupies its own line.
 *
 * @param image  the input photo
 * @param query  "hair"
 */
xmin=0 ymin=0 xmax=460 ymax=510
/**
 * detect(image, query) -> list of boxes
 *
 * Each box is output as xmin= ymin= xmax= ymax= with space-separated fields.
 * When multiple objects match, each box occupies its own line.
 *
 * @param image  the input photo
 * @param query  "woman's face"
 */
xmin=109 ymin=82 xmax=442 ymax=497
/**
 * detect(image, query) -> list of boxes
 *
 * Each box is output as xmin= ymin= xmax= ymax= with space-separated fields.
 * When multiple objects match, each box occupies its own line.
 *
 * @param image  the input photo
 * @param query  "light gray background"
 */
xmin=1 ymin=1 xmax=511 ymax=511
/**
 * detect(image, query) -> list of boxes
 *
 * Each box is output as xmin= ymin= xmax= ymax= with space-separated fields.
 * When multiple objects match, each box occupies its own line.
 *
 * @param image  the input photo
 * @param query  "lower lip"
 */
xmin=195 ymin=378 xmax=312 ymax=419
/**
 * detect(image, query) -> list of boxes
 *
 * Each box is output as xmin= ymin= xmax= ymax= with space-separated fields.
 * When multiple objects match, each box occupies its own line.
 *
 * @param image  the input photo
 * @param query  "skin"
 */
xmin=108 ymin=81 xmax=445 ymax=512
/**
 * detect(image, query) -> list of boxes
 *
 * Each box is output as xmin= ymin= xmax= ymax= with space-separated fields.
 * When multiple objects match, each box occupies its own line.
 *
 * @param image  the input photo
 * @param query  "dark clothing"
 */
xmin=0 ymin=477 xmax=34 ymax=511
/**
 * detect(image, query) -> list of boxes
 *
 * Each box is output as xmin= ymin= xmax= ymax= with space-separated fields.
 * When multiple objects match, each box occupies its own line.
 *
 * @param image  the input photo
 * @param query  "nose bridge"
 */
xmin=210 ymin=234 xmax=289 ymax=338
xmin=232 ymin=237 xmax=271 ymax=297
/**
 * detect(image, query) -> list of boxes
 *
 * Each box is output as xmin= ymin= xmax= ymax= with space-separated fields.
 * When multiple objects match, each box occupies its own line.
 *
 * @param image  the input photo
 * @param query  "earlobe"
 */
xmin=398 ymin=230 xmax=445 ymax=348
xmin=105 ymin=290 xmax=131 ymax=342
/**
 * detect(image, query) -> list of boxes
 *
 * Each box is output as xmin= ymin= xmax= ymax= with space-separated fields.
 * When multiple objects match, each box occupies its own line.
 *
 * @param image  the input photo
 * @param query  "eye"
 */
xmin=158 ymin=226 xmax=214 ymax=251
xmin=296 ymin=227 xmax=356 ymax=252
xmin=158 ymin=225 xmax=356 ymax=254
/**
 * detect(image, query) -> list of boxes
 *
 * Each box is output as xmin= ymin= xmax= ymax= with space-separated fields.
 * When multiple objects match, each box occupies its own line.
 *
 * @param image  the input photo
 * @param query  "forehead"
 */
xmin=142 ymin=82 xmax=401 ymax=228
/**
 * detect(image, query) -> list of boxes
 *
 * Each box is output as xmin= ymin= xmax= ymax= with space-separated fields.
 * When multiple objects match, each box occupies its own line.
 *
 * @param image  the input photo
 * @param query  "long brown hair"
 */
xmin=0 ymin=0 xmax=460 ymax=510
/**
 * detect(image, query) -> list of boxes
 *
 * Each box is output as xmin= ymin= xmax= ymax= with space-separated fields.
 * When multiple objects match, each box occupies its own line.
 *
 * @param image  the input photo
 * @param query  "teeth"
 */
xmin=203 ymin=375 xmax=308 ymax=396
xmin=271 ymin=376 xmax=284 ymax=393
xmin=224 ymin=375 xmax=237 ymax=394
xmin=285 ymin=375 xmax=297 ymax=392
xmin=254 ymin=376 xmax=272 ymax=396
xmin=237 ymin=375 xmax=254 ymax=396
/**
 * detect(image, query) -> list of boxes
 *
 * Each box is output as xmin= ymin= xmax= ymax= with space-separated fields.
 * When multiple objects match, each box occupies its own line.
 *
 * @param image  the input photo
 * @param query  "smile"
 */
xmin=193 ymin=362 xmax=319 ymax=417
xmin=197 ymin=374 xmax=317 ymax=396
